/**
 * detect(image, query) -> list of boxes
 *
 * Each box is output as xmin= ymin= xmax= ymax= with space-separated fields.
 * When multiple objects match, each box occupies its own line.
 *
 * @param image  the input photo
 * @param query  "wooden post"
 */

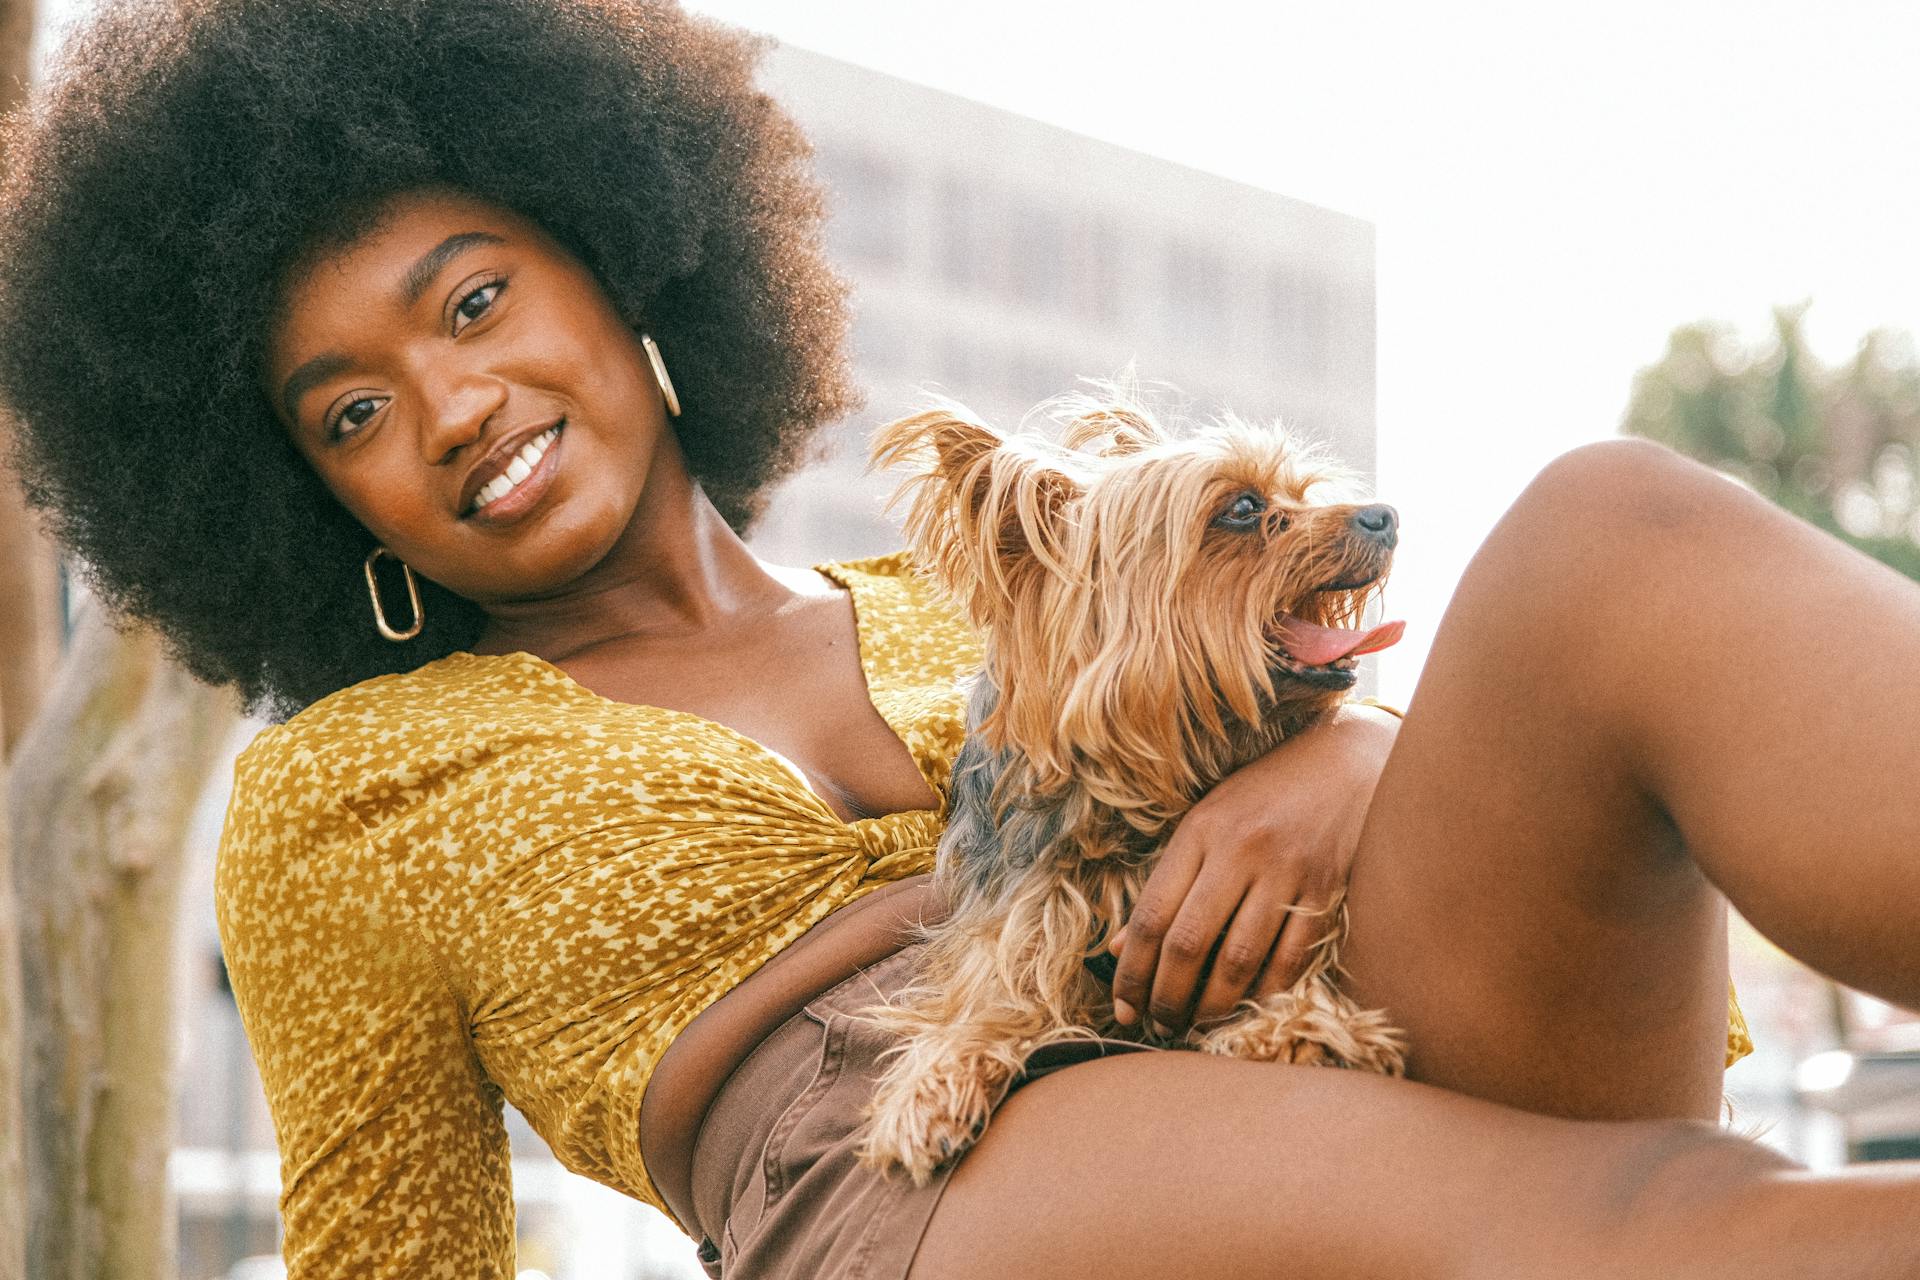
xmin=0 ymin=478 xmax=62 ymax=759
xmin=0 ymin=0 xmax=53 ymax=1270
xmin=0 ymin=694 xmax=26 ymax=1280
xmin=0 ymin=3 xmax=56 ymax=761
xmin=11 ymin=603 xmax=237 ymax=1280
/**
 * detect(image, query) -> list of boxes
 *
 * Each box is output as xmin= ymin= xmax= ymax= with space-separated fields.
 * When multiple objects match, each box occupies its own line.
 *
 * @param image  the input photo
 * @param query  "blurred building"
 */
xmin=168 ymin=45 xmax=1378 ymax=1280
xmin=745 ymin=44 xmax=1378 ymax=565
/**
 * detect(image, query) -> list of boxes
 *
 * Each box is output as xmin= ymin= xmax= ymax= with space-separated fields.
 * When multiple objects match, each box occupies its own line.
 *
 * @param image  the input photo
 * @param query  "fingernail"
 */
xmin=1150 ymin=1020 xmax=1173 ymax=1039
xmin=1113 ymin=998 xmax=1135 ymax=1025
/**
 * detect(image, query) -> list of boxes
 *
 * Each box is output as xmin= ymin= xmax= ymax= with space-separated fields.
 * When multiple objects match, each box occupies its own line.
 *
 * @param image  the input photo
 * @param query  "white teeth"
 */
xmin=472 ymin=426 xmax=560 ymax=512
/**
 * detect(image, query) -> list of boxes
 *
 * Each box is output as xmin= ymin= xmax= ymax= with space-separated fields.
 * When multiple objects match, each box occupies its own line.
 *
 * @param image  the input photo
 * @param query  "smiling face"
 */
xmin=265 ymin=189 xmax=679 ymax=607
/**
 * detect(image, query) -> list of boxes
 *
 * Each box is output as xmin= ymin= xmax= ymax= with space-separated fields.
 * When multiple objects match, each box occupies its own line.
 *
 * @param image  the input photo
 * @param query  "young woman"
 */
xmin=0 ymin=2 xmax=1913 ymax=1278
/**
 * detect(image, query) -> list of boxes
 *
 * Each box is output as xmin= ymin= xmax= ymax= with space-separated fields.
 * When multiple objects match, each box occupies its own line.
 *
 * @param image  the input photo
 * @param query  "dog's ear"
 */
xmin=1057 ymin=400 xmax=1166 ymax=459
xmin=870 ymin=406 xmax=1084 ymax=628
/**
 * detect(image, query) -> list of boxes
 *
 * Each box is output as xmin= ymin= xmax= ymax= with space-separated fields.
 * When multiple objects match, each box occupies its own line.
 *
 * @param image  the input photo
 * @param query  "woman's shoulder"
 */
xmin=217 ymin=650 xmax=617 ymax=947
xmin=814 ymin=549 xmax=982 ymax=682
xmin=811 ymin=548 xmax=923 ymax=598
xmin=225 ymin=651 xmax=587 ymax=848
xmin=268 ymin=649 xmax=581 ymax=737
xmin=251 ymin=648 xmax=589 ymax=757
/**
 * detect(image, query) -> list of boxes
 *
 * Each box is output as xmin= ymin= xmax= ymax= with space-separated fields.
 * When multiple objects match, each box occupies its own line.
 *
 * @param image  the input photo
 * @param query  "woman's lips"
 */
xmin=465 ymin=423 xmax=564 ymax=527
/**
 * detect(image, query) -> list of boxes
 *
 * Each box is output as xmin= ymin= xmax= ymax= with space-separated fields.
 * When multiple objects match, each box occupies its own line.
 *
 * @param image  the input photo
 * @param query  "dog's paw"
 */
xmin=1199 ymin=981 xmax=1406 ymax=1076
xmin=857 ymin=1065 xmax=1002 ymax=1186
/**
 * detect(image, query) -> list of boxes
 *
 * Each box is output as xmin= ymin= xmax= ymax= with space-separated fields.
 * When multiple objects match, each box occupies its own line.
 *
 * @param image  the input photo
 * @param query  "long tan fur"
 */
xmin=860 ymin=393 xmax=1406 ymax=1185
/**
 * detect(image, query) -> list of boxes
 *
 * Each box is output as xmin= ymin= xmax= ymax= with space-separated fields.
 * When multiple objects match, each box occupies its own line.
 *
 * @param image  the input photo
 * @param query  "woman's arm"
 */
xmin=216 ymin=746 xmax=516 ymax=1279
xmin=1106 ymin=700 xmax=1401 ymax=1035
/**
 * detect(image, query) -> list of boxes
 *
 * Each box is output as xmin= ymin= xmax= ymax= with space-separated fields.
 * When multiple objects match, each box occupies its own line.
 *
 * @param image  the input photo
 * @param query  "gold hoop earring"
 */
xmin=363 ymin=546 xmax=424 ymax=642
xmin=641 ymin=333 xmax=682 ymax=418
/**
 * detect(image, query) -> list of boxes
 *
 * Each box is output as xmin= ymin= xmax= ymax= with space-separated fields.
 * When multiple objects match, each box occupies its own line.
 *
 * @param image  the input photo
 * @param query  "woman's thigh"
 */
xmin=907 ymin=1052 xmax=1788 ymax=1280
xmin=1341 ymin=437 xmax=1920 ymax=1116
xmin=1342 ymin=442 xmax=1745 ymax=1121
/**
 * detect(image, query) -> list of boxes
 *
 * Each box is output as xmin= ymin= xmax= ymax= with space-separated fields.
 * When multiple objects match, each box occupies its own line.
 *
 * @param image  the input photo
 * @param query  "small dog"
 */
xmin=857 ymin=393 xmax=1409 ymax=1184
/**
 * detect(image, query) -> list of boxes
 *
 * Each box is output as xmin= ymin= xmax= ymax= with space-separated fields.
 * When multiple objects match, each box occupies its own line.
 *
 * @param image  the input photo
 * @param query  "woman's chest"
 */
xmin=556 ymin=592 xmax=944 ymax=823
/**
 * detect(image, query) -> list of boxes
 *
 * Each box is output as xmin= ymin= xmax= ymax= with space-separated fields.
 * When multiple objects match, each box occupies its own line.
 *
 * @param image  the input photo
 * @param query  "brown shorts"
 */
xmin=686 ymin=941 xmax=1157 ymax=1280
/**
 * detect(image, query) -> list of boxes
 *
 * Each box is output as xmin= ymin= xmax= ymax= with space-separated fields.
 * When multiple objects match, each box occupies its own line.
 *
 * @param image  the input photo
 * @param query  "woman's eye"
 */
xmin=451 ymin=280 xmax=504 ymax=334
xmin=327 ymin=395 xmax=386 ymax=439
xmin=1215 ymin=491 xmax=1267 ymax=529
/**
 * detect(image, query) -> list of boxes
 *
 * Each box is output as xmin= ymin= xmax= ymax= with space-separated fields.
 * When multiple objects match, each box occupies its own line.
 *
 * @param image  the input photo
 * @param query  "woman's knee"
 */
xmin=1507 ymin=437 xmax=1735 ymax=550
xmin=1462 ymin=438 xmax=1736 ymax=639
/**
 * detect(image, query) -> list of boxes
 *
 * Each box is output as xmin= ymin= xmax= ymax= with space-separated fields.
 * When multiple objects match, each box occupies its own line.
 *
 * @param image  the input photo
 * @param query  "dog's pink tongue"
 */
xmin=1273 ymin=615 xmax=1406 ymax=666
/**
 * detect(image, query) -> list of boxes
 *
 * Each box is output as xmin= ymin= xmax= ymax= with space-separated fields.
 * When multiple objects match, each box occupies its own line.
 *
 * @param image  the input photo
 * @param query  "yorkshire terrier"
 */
xmin=856 ymin=393 xmax=1409 ymax=1185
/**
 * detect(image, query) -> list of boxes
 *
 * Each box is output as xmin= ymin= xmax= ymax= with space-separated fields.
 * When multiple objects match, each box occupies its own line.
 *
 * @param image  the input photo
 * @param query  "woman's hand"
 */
xmin=1107 ymin=701 xmax=1401 ymax=1037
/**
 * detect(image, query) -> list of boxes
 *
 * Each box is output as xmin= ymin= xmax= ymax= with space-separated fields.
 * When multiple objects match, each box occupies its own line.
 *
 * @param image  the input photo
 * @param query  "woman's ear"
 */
xmin=869 ymin=404 xmax=1084 ymax=629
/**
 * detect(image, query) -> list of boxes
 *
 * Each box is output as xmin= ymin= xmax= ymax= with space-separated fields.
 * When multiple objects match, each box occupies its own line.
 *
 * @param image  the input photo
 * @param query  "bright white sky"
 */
xmin=41 ymin=1 xmax=1920 ymax=703
xmin=676 ymin=0 xmax=1920 ymax=704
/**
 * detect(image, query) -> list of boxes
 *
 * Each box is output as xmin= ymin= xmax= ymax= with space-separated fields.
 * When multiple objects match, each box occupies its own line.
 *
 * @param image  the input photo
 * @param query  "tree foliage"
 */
xmin=1622 ymin=304 xmax=1920 ymax=580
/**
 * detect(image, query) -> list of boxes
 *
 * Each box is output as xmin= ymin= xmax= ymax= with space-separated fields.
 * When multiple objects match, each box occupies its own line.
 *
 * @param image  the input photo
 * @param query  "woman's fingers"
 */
xmin=1107 ymin=827 xmax=1206 ymax=1028
xmin=1252 ymin=898 xmax=1332 ymax=1000
xmin=1143 ymin=870 xmax=1257 ymax=1036
xmin=1188 ymin=889 xmax=1292 ymax=1028
xmin=1111 ymin=800 xmax=1350 ymax=1034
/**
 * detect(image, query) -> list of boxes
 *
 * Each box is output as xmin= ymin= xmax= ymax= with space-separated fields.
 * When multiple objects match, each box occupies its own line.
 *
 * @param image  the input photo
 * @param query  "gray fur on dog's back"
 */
xmin=937 ymin=674 xmax=1069 ymax=910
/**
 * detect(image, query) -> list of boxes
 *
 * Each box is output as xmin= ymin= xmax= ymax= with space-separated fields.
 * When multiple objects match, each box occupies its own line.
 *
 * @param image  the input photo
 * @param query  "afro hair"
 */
xmin=0 ymin=0 xmax=858 ymax=719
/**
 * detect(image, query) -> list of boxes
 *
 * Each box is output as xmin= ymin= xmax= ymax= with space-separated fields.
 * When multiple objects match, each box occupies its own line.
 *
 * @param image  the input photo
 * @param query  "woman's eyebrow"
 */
xmin=400 ymin=230 xmax=506 ymax=307
xmin=279 ymin=352 xmax=353 ymax=427
xmin=278 ymin=231 xmax=509 ymax=425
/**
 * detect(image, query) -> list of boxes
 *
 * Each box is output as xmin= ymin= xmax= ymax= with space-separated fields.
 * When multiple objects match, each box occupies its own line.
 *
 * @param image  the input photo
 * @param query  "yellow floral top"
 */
xmin=215 ymin=553 xmax=979 ymax=1277
xmin=214 ymin=550 xmax=1751 ymax=1278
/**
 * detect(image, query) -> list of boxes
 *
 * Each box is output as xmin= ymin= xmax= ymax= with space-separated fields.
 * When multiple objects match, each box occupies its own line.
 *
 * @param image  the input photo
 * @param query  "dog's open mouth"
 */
xmin=1268 ymin=613 xmax=1406 ymax=687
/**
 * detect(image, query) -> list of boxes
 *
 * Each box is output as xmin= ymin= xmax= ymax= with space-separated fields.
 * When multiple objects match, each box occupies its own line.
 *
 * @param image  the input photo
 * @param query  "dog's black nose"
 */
xmin=1351 ymin=503 xmax=1398 ymax=548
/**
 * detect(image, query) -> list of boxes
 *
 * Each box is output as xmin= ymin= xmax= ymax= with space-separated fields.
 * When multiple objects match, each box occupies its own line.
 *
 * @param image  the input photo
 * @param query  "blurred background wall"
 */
xmin=742 ymin=47 xmax=1379 ymax=565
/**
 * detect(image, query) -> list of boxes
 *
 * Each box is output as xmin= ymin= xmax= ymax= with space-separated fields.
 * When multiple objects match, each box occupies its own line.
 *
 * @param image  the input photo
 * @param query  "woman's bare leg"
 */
xmin=912 ymin=441 xmax=1920 ymax=1277
xmin=909 ymin=1053 xmax=1917 ymax=1280
xmin=1335 ymin=438 xmax=1920 ymax=1120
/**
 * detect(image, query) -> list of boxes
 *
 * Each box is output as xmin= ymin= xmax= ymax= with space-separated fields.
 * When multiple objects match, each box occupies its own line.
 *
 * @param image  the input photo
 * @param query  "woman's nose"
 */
xmin=418 ymin=369 xmax=508 ymax=463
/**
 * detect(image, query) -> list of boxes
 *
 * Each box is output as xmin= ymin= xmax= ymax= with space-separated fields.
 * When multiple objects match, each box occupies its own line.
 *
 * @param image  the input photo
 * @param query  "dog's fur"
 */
xmin=855 ymin=394 xmax=1408 ymax=1184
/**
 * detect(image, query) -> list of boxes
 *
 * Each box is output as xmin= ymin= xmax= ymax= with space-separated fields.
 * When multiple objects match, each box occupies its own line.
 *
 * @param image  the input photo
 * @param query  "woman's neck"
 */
xmin=468 ymin=452 xmax=792 ymax=663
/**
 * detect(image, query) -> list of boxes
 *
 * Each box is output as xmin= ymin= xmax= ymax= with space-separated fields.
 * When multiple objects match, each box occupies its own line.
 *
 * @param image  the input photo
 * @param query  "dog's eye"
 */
xmin=1214 ymin=491 xmax=1267 ymax=530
